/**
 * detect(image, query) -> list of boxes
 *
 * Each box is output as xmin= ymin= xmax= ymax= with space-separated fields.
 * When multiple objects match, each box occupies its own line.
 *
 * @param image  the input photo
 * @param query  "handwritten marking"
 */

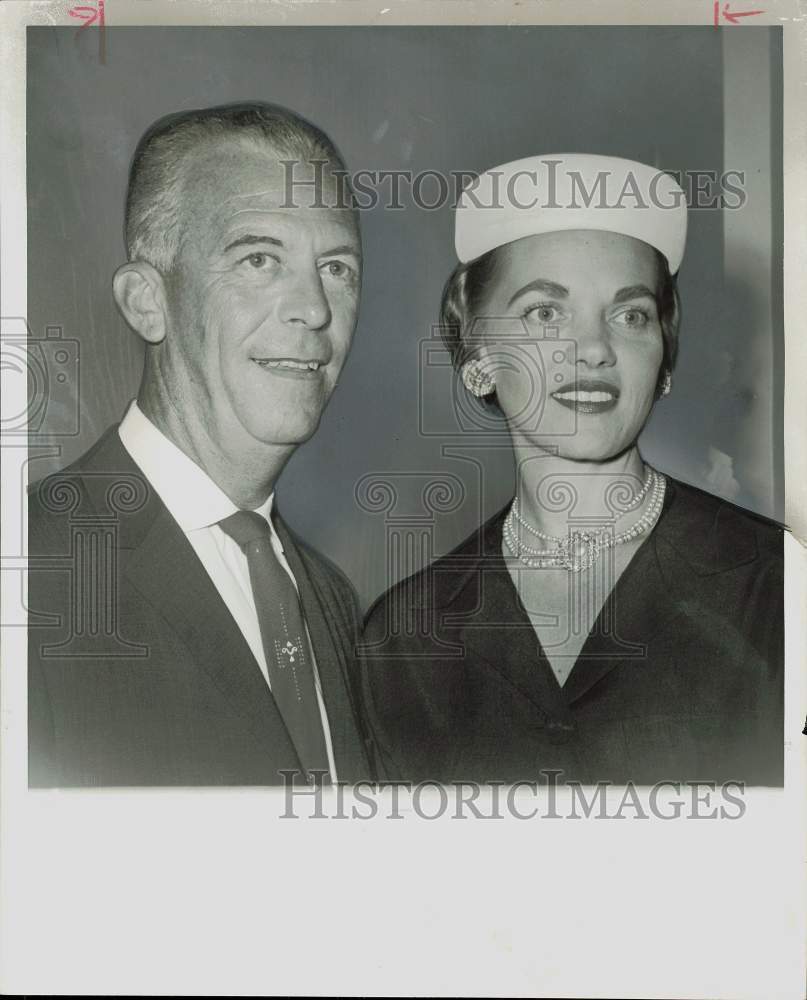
xmin=715 ymin=2 xmax=766 ymax=26
xmin=68 ymin=1 xmax=103 ymax=27
xmin=68 ymin=0 xmax=106 ymax=64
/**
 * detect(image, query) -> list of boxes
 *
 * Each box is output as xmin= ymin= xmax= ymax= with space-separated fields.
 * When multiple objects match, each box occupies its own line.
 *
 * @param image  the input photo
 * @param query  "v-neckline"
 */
xmin=458 ymin=483 xmax=678 ymax=708
xmin=500 ymin=534 xmax=652 ymax=690
xmin=498 ymin=535 xmax=655 ymax=698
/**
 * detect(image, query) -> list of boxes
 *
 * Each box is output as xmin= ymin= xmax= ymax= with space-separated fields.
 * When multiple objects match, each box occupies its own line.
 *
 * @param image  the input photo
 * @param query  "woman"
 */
xmin=361 ymin=154 xmax=783 ymax=786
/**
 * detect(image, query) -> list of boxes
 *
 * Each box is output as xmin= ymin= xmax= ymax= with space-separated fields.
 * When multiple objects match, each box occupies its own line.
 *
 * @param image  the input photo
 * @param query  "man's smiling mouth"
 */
xmin=251 ymin=357 xmax=323 ymax=372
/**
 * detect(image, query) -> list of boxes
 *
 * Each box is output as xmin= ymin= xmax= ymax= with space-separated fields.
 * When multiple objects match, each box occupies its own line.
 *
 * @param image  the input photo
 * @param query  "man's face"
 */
xmin=474 ymin=229 xmax=665 ymax=462
xmin=159 ymin=138 xmax=361 ymax=453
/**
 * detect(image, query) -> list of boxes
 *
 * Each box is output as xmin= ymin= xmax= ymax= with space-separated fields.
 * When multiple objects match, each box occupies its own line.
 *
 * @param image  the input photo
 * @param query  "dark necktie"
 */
xmin=218 ymin=510 xmax=330 ymax=782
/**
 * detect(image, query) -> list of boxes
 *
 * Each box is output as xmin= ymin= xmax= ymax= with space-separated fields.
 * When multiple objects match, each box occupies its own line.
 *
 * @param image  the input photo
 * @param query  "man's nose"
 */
xmin=278 ymin=268 xmax=331 ymax=330
xmin=573 ymin=314 xmax=617 ymax=367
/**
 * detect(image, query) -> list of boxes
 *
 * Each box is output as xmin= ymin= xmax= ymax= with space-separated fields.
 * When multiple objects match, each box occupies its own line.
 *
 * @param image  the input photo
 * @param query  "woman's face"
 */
xmin=472 ymin=229 xmax=665 ymax=462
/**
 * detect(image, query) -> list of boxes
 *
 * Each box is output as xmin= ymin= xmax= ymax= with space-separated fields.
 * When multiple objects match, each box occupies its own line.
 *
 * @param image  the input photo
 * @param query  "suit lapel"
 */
xmin=85 ymin=428 xmax=369 ymax=777
xmin=274 ymin=517 xmax=370 ymax=779
xmin=77 ymin=432 xmax=301 ymax=765
xmin=123 ymin=500 xmax=302 ymax=763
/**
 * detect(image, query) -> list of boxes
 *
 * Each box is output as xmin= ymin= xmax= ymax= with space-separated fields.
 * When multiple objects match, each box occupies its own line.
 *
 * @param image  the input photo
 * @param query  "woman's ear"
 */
xmin=112 ymin=261 xmax=169 ymax=345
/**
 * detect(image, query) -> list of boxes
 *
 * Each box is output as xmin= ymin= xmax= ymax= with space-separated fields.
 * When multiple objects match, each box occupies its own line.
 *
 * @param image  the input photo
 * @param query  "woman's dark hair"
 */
xmin=439 ymin=241 xmax=681 ymax=403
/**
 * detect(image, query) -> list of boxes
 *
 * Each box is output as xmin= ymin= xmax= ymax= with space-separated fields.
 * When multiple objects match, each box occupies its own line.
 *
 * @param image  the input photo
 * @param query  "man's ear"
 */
xmin=112 ymin=261 xmax=169 ymax=345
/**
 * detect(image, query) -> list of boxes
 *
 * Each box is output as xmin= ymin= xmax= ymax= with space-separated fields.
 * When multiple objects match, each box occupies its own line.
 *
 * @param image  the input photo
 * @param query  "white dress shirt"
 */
xmin=118 ymin=400 xmax=338 ymax=779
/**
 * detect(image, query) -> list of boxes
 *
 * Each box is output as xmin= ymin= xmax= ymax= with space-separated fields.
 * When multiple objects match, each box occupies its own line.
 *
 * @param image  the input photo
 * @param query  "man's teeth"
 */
xmin=254 ymin=359 xmax=321 ymax=371
xmin=552 ymin=389 xmax=616 ymax=402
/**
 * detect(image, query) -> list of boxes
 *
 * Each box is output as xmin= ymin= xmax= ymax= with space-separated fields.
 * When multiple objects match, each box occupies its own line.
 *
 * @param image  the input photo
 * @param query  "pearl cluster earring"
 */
xmin=461 ymin=358 xmax=495 ymax=397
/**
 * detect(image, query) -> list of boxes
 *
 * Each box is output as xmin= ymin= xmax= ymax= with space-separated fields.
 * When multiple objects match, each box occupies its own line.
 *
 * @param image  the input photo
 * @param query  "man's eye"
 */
xmin=321 ymin=260 xmax=352 ymax=279
xmin=243 ymin=252 xmax=274 ymax=269
xmin=524 ymin=303 xmax=561 ymax=324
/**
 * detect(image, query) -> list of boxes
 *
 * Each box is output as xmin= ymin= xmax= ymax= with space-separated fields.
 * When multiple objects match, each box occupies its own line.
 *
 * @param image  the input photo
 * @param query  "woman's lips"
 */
xmin=550 ymin=381 xmax=619 ymax=414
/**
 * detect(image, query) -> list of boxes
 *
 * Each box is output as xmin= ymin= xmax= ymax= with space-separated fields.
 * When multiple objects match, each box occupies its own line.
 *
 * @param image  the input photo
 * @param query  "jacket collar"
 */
xmin=438 ymin=476 xmax=760 ymax=602
xmin=432 ymin=476 xmax=763 ymax=708
xmin=68 ymin=426 xmax=368 ymax=777
xmin=60 ymin=428 xmax=300 ymax=765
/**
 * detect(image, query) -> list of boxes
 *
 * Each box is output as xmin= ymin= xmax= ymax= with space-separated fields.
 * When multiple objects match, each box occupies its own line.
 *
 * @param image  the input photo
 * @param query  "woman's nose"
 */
xmin=278 ymin=269 xmax=331 ymax=330
xmin=573 ymin=316 xmax=617 ymax=367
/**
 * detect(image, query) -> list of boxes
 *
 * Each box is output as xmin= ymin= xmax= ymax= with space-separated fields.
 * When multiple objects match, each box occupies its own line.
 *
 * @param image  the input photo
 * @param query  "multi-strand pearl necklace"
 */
xmin=503 ymin=467 xmax=667 ymax=572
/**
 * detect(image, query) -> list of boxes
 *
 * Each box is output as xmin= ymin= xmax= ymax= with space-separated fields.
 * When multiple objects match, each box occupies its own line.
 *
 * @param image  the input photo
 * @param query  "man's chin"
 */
xmin=248 ymin=415 xmax=323 ymax=449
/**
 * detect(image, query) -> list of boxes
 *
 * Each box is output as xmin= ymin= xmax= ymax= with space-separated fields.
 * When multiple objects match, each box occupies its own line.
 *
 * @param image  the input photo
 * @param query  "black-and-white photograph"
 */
xmin=2 ymin=3 xmax=805 ymax=997
xmin=22 ymin=23 xmax=786 ymax=787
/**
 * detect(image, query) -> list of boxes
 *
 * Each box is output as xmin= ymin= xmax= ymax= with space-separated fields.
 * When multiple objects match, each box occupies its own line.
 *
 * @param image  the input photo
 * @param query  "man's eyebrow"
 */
xmin=222 ymin=234 xmax=284 ymax=253
xmin=507 ymin=279 xmax=568 ymax=308
xmin=320 ymin=244 xmax=361 ymax=258
xmin=613 ymin=284 xmax=657 ymax=304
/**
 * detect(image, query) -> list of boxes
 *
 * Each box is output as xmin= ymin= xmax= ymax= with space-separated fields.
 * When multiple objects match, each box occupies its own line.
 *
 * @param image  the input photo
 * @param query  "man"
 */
xmin=28 ymin=102 xmax=373 ymax=786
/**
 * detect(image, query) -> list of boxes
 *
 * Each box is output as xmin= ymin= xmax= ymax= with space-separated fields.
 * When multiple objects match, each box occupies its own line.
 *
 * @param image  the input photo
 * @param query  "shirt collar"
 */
xmin=117 ymin=400 xmax=275 ymax=533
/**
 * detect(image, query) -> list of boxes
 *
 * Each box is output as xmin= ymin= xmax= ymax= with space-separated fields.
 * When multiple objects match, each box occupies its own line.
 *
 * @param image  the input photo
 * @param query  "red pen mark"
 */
xmin=68 ymin=0 xmax=106 ymax=63
xmin=714 ymin=2 xmax=765 ymax=26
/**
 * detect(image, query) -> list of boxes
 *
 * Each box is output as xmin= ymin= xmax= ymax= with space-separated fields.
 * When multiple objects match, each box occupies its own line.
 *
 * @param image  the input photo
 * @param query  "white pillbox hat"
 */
xmin=455 ymin=153 xmax=688 ymax=274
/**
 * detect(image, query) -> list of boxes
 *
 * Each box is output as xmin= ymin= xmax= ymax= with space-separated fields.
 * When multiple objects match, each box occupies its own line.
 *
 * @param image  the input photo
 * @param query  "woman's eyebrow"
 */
xmin=506 ymin=278 xmax=568 ymax=308
xmin=613 ymin=284 xmax=656 ymax=304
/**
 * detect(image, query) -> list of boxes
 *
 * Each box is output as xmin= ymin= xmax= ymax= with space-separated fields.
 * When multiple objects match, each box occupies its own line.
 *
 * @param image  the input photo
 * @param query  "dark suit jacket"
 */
xmin=28 ymin=427 xmax=373 ymax=787
xmin=360 ymin=477 xmax=784 ymax=785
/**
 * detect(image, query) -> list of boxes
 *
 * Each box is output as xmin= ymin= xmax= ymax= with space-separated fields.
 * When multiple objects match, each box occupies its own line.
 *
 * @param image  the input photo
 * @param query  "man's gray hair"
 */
xmin=125 ymin=102 xmax=352 ymax=273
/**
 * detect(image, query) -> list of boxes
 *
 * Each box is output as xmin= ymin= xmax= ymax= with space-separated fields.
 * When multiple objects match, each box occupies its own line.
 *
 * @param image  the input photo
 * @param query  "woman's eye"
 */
xmin=524 ymin=303 xmax=560 ymax=324
xmin=613 ymin=307 xmax=650 ymax=328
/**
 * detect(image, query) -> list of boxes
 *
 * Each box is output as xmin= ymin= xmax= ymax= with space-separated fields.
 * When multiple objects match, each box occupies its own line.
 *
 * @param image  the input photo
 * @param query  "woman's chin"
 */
xmin=523 ymin=434 xmax=637 ymax=464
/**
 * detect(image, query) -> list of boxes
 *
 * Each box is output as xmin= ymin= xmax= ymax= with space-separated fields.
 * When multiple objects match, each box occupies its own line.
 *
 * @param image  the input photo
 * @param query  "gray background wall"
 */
xmin=27 ymin=26 xmax=783 ymax=608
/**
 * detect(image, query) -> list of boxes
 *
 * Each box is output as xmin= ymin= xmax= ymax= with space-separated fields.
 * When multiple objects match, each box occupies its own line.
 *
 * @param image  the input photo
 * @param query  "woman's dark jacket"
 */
xmin=360 ymin=477 xmax=784 ymax=786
